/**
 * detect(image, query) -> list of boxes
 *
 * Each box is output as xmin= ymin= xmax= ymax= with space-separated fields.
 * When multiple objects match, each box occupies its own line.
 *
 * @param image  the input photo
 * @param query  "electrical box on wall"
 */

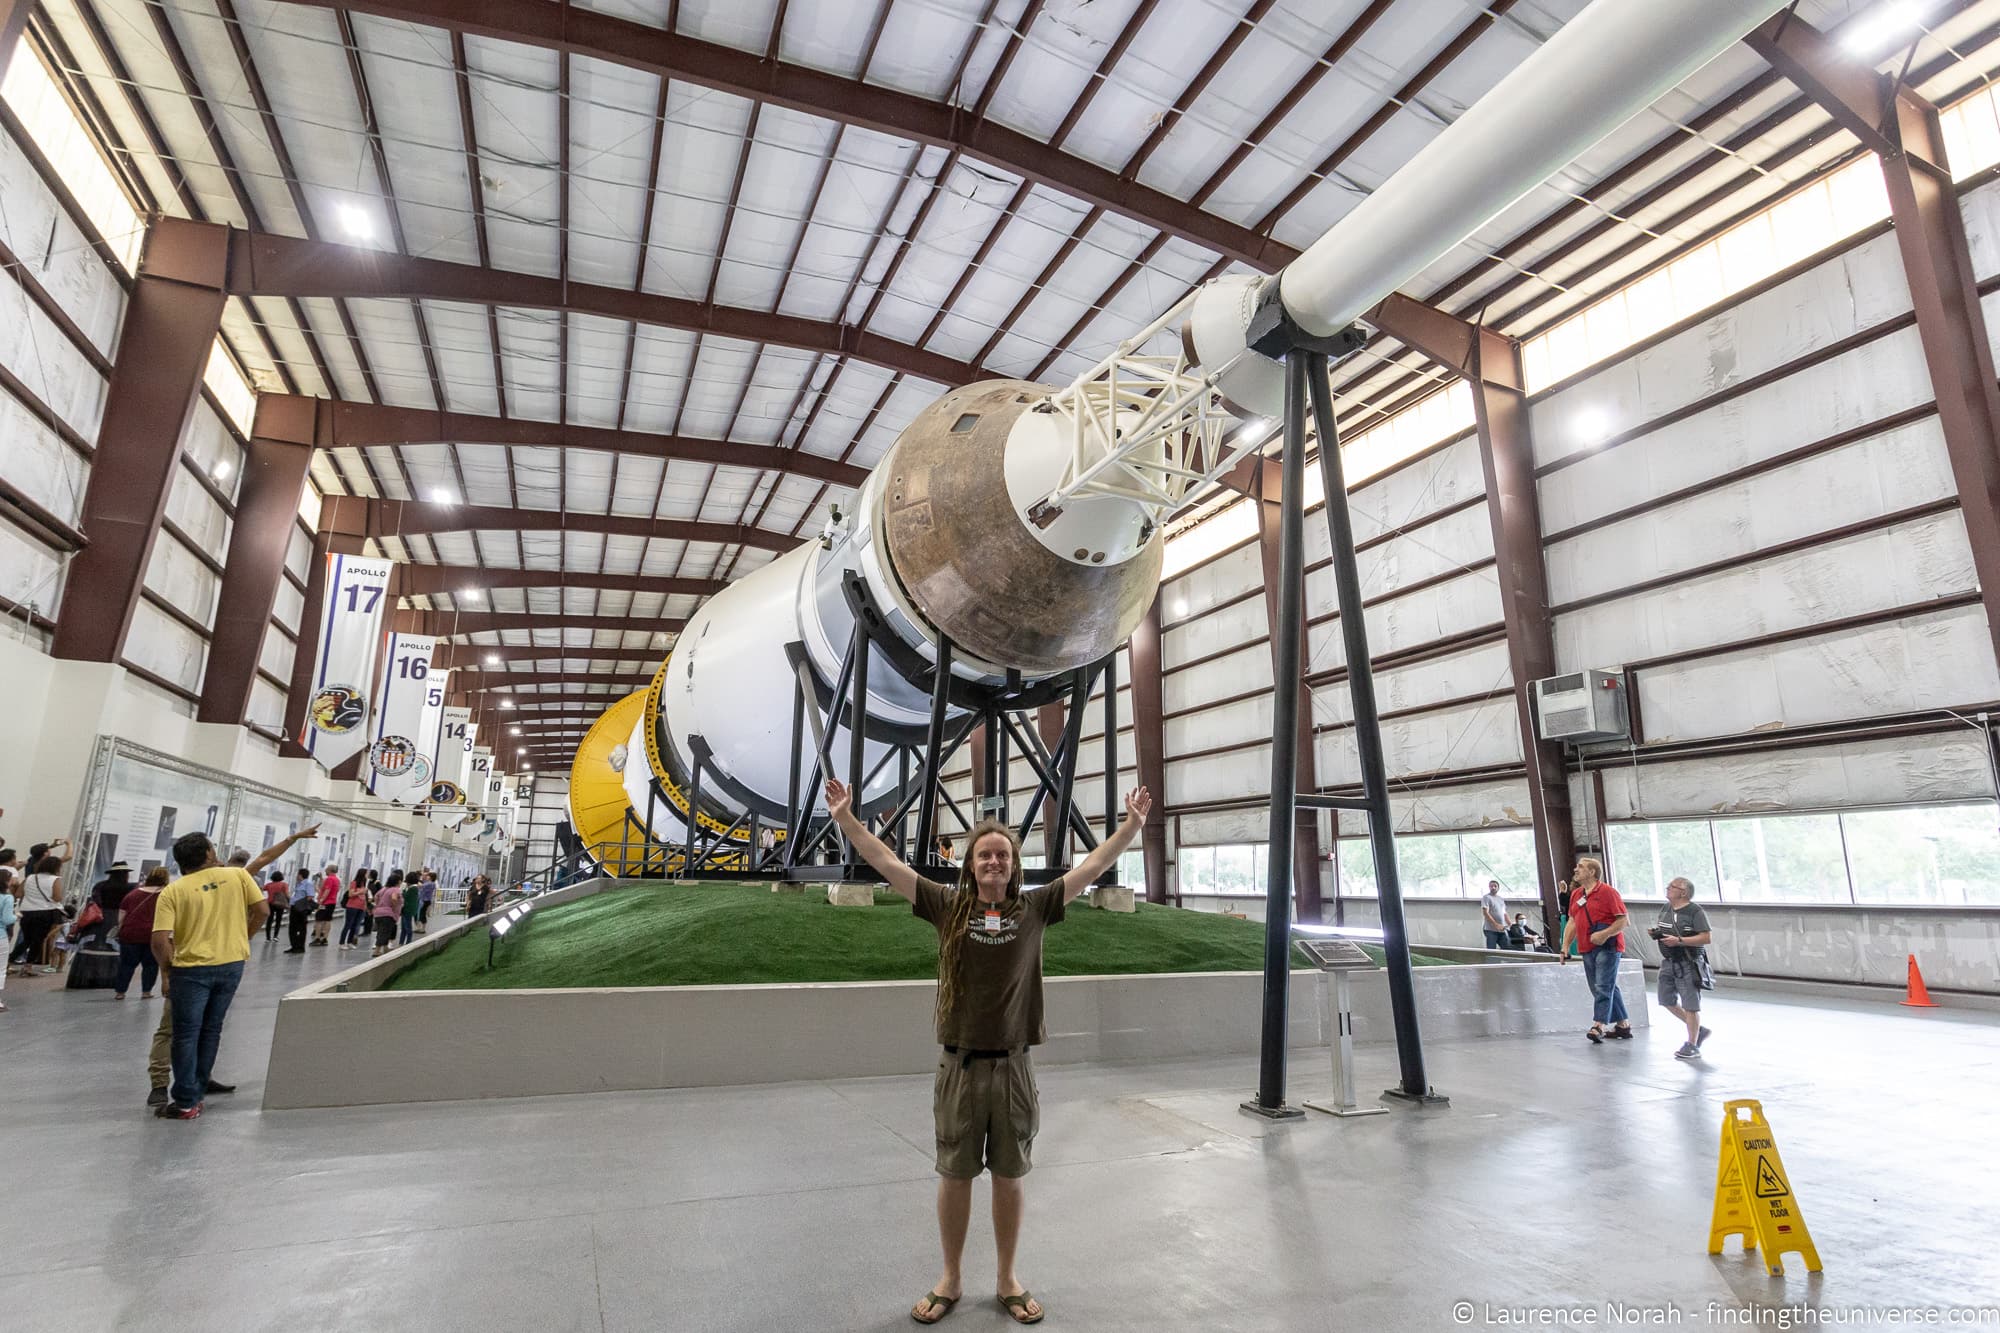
xmin=1533 ymin=670 xmax=1631 ymax=745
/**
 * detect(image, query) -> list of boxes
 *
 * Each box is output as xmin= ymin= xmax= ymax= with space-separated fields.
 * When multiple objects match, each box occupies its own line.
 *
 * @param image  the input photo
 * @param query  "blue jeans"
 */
xmin=1483 ymin=929 xmax=1507 ymax=950
xmin=114 ymin=941 xmax=158 ymax=996
xmin=168 ymin=961 xmax=244 ymax=1107
xmin=398 ymin=915 xmax=415 ymax=945
xmin=1582 ymin=946 xmax=1629 ymax=1026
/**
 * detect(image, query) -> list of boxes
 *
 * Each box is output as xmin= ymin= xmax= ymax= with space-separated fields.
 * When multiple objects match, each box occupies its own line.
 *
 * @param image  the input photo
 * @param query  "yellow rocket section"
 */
xmin=566 ymin=689 xmax=664 ymax=875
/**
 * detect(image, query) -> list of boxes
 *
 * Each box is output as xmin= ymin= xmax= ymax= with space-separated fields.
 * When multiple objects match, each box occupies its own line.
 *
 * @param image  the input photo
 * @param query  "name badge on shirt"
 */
xmin=983 ymin=911 xmax=1003 ymax=934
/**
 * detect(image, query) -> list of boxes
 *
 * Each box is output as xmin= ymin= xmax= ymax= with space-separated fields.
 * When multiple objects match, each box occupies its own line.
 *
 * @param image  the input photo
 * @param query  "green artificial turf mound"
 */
xmin=386 ymin=882 xmax=1457 ymax=991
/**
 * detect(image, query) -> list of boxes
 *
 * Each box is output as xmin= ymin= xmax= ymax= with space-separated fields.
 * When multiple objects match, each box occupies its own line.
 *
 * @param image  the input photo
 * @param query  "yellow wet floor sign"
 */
xmin=1709 ymin=1099 xmax=1821 ymax=1275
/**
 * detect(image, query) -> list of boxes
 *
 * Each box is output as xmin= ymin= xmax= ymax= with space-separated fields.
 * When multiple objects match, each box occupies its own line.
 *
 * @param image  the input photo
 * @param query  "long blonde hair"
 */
xmin=934 ymin=821 xmax=1023 ymax=1028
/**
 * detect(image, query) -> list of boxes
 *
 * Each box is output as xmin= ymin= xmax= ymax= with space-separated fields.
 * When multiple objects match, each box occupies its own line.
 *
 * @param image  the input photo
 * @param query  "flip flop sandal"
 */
xmin=911 ymin=1291 xmax=958 ymax=1325
xmin=1586 ymin=1026 xmax=1605 ymax=1044
xmin=1000 ymin=1293 xmax=1045 ymax=1325
xmin=1610 ymin=1025 xmax=1634 ymax=1039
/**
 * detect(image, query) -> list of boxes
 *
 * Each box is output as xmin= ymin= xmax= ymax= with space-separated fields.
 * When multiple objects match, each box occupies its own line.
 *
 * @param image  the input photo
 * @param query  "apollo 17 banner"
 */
xmin=427 ymin=707 xmax=472 ymax=826
xmin=365 ymin=632 xmax=437 ymax=800
xmin=397 ymin=668 xmax=449 ymax=807
xmin=300 ymin=554 xmax=397 ymax=772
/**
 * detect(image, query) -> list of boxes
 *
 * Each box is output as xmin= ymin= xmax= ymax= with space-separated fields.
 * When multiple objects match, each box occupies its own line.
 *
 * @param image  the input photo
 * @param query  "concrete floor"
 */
xmin=1 ymin=938 xmax=1995 ymax=1333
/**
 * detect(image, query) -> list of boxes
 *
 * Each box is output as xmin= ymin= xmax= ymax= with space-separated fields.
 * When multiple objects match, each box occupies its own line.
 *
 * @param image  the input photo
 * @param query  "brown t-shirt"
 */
xmin=912 ymin=876 xmax=1066 ymax=1050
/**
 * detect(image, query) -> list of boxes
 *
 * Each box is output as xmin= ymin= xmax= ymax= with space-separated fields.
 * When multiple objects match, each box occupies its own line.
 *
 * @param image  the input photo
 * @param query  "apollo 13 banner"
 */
xmin=365 ymin=631 xmax=437 ymax=802
xmin=427 ymin=708 xmax=472 ymax=828
xmin=300 ymin=554 xmax=396 ymax=772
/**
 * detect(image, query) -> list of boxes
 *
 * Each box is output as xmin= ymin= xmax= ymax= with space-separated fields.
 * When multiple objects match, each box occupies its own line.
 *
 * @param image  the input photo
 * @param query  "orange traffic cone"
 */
xmin=1901 ymin=954 xmax=1939 ymax=1008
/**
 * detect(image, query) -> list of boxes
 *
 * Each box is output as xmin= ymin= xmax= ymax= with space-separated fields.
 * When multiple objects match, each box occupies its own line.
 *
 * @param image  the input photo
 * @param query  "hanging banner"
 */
xmin=397 ymin=668 xmax=450 ymax=807
xmin=300 ymin=554 xmax=397 ymax=771
xmin=427 ymin=706 xmax=473 ymax=827
xmin=366 ymin=632 xmax=437 ymax=800
xmin=489 ymin=770 xmax=514 ymax=854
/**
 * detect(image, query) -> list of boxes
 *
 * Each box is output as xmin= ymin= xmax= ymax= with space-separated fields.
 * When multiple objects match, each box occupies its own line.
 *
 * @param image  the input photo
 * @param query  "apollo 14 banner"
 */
xmin=400 ymin=667 xmax=449 ymax=807
xmin=300 ymin=554 xmax=397 ymax=772
xmin=365 ymin=631 xmax=437 ymax=802
xmin=427 ymin=707 xmax=472 ymax=826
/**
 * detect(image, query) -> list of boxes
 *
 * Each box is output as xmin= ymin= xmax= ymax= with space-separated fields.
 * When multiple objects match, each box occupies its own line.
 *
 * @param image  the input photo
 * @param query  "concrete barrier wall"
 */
xmin=265 ymin=890 xmax=1649 ymax=1108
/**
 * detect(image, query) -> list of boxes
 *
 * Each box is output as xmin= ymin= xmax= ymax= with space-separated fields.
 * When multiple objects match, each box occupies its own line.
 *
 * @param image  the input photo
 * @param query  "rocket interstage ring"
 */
xmin=876 ymin=380 xmax=1164 ymax=678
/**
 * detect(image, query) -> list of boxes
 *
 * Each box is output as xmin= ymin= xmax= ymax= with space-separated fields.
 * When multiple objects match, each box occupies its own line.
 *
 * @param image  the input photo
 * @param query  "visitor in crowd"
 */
xmin=114 ymin=867 xmax=169 ymax=1001
xmin=1653 ymin=876 xmax=1715 ymax=1060
xmin=398 ymin=872 xmax=420 ymax=946
xmin=87 ymin=861 xmax=131 ymax=948
xmin=285 ymin=869 xmax=314 ymax=952
xmin=340 ymin=872 xmax=372 ymax=951
xmin=824 ymin=774 xmax=1153 ymax=1328
xmin=0 ymin=875 xmax=15 ymax=1012
xmin=371 ymin=872 xmax=401 ymax=956
xmin=1507 ymin=913 xmax=1543 ymax=951
xmin=0 ymin=845 xmax=17 ymax=898
xmin=466 ymin=876 xmax=492 ymax=917
xmin=8 ymin=846 xmax=69 ymax=976
xmin=150 ymin=832 xmax=269 ymax=1121
xmin=1560 ymin=856 xmax=1632 ymax=1043
xmin=1478 ymin=878 xmax=1508 ymax=950
xmin=263 ymin=871 xmax=289 ymax=941
xmin=311 ymin=865 xmax=341 ymax=947
xmin=936 ymin=835 xmax=955 ymax=865
xmin=227 ymin=850 xmax=251 ymax=869
xmin=417 ymin=872 xmax=435 ymax=932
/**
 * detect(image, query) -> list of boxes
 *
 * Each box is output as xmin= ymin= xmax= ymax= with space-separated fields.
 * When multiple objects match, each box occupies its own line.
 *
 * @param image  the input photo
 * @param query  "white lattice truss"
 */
xmin=1035 ymin=291 xmax=1260 ymax=527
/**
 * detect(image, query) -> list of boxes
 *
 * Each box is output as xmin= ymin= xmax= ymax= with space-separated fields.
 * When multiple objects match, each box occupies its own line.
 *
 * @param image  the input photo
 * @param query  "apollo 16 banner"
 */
xmin=427 ymin=708 xmax=471 ymax=826
xmin=365 ymin=632 xmax=437 ymax=801
xmin=299 ymin=554 xmax=396 ymax=772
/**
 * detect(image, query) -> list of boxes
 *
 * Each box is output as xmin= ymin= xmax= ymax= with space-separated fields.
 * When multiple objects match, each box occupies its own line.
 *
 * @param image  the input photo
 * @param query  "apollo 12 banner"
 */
xmin=300 ymin=554 xmax=397 ymax=772
xmin=365 ymin=631 xmax=437 ymax=801
xmin=427 ymin=707 xmax=472 ymax=826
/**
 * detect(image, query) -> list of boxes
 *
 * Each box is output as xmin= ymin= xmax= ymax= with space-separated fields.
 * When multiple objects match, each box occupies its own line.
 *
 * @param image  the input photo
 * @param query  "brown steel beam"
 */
xmin=0 ymin=0 xmax=28 ymax=81
xmin=435 ymin=645 xmax=662 ymax=669
xmin=454 ymin=672 xmax=654 ymax=694
xmin=1036 ymin=701 xmax=1065 ymax=862
xmin=1748 ymin=14 xmax=2000 ymax=676
xmin=319 ymin=494 xmax=793 ymax=552
xmin=205 ymin=221 xmax=979 ymax=386
xmin=252 ymin=392 xmax=867 ymax=488
xmin=1366 ymin=292 xmax=1572 ymax=930
xmin=1126 ymin=594 xmax=1170 ymax=904
xmin=392 ymin=564 xmax=723 ymax=600
xmin=276 ymin=0 xmax=1293 ymax=271
xmin=51 ymin=222 xmax=229 ymax=662
xmin=196 ymin=420 xmax=317 ymax=723
xmin=1242 ymin=458 xmax=1324 ymax=924
xmin=395 ymin=610 xmax=687 ymax=638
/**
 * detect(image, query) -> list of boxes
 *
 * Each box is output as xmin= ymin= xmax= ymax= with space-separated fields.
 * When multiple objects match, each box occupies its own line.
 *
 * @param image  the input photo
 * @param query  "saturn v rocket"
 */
xmin=569 ymin=0 xmax=1793 ymax=862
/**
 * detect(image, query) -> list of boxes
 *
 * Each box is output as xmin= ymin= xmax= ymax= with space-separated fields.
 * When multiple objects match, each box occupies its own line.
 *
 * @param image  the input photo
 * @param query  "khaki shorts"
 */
xmin=933 ymin=1049 xmax=1039 ymax=1179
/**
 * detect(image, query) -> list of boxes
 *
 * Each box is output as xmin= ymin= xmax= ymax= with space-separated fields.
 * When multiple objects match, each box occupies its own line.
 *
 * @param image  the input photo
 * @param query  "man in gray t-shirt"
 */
xmin=1653 ymin=876 xmax=1714 ymax=1059
xmin=1478 ymin=881 xmax=1508 ymax=950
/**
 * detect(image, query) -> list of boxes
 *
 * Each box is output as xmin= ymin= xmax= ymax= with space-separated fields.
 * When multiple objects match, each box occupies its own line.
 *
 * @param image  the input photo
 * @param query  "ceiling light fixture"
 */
xmin=502 ymin=700 xmax=515 ymax=709
xmin=510 ymin=725 xmax=521 ymax=735
xmin=1575 ymin=408 xmax=1614 ymax=445
xmin=336 ymin=202 xmax=376 ymax=240
xmin=461 ymin=588 xmax=482 ymax=603
xmin=212 ymin=459 xmax=232 ymax=481
xmin=1843 ymin=2 xmax=1923 ymax=54
xmin=1172 ymin=600 xmax=1189 ymax=618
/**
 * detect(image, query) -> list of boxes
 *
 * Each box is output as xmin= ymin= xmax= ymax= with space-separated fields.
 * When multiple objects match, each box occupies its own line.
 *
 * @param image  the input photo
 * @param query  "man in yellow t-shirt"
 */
xmin=150 ymin=832 xmax=268 ymax=1120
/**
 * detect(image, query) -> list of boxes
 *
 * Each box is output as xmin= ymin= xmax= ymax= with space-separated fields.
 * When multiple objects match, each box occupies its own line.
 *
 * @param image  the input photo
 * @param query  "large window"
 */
xmin=1334 ymin=826 xmax=1537 ymax=900
xmin=1607 ymin=803 xmax=2000 ymax=907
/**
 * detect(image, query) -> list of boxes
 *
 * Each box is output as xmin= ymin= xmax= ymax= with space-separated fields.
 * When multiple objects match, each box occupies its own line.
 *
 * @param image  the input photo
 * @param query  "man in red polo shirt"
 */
xmin=1560 ymin=856 xmax=1632 ymax=1042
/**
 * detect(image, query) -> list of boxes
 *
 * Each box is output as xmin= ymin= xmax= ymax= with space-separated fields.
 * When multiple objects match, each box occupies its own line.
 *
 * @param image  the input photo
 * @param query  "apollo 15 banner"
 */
xmin=300 ymin=554 xmax=396 ymax=772
xmin=396 ymin=667 xmax=449 ymax=807
xmin=427 ymin=707 xmax=472 ymax=827
xmin=365 ymin=632 xmax=437 ymax=801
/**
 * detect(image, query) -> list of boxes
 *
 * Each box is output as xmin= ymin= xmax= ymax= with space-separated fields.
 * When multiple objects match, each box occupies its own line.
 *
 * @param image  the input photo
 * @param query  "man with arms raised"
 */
xmin=823 ymin=776 xmax=1151 ymax=1327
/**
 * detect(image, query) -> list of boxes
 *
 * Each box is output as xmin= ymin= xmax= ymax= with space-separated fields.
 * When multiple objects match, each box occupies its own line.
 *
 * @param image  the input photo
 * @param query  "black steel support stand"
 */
xmin=1243 ymin=345 xmax=1447 ymax=1121
xmin=1102 ymin=653 xmax=1118 ymax=843
xmin=1304 ymin=353 xmax=1444 ymax=1108
xmin=914 ymin=634 xmax=953 ymax=862
xmin=683 ymin=735 xmax=708 ymax=879
xmin=1241 ymin=354 xmax=1312 ymax=1123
